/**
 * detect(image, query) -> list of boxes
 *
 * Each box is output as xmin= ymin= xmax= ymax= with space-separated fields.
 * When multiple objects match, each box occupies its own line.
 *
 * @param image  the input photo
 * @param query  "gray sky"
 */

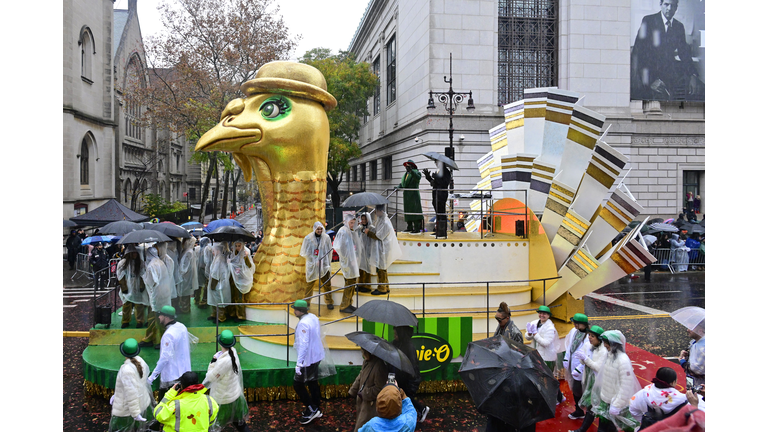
xmin=114 ymin=0 xmax=370 ymax=60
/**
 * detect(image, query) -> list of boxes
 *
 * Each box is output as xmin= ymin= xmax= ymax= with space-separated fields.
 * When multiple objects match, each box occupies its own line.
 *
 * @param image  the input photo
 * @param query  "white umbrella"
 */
xmin=648 ymin=223 xmax=678 ymax=232
xmin=642 ymin=235 xmax=657 ymax=245
xmin=670 ymin=306 xmax=705 ymax=337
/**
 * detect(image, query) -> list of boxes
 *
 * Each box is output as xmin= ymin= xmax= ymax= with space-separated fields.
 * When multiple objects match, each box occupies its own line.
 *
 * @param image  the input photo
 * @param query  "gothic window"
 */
xmin=386 ymin=36 xmax=396 ymax=105
xmin=498 ymin=0 xmax=558 ymax=105
xmin=124 ymin=55 xmax=145 ymax=141
xmin=79 ymin=27 xmax=95 ymax=82
xmin=80 ymin=137 xmax=89 ymax=185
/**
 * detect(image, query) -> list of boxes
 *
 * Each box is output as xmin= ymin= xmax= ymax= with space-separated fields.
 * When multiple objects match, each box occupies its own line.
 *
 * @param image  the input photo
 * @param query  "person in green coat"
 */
xmin=399 ymin=160 xmax=423 ymax=233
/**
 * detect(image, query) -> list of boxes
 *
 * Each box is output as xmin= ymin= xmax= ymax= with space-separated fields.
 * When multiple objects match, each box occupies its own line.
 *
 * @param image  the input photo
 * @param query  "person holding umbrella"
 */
xmin=333 ymin=213 xmax=361 ymax=313
xmin=422 ymin=160 xmax=452 ymax=237
xmin=524 ymin=306 xmax=564 ymax=404
xmin=494 ymin=302 xmax=524 ymax=344
xmin=570 ymin=325 xmax=608 ymax=432
xmin=139 ymin=243 xmax=173 ymax=348
xmin=590 ymin=330 xmax=641 ymax=432
xmin=116 ymin=245 xmax=148 ymax=329
xmin=562 ymin=313 xmax=590 ymax=421
xmin=399 ymin=160 xmax=424 ymax=234
xmin=349 ymin=348 xmax=389 ymax=430
xmin=228 ymin=240 xmax=255 ymax=321
xmin=291 ymin=299 xmax=325 ymax=425
xmin=207 ymin=241 xmax=232 ymax=322
xmin=300 ymin=222 xmax=334 ymax=309
xmin=203 ymin=330 xmax=250 ymax=432
xmin=108 ymin=338 xmax=155 ymax=432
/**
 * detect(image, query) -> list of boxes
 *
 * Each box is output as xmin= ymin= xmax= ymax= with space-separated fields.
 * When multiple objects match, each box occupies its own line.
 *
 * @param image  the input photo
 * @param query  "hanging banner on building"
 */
xmin=630 ymin=0 xmax=705 ymax=102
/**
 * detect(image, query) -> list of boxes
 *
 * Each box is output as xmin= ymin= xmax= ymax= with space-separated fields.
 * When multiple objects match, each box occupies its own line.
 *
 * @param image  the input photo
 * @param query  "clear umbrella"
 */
xmin=670 ymin=306 xmax=705 ymax=337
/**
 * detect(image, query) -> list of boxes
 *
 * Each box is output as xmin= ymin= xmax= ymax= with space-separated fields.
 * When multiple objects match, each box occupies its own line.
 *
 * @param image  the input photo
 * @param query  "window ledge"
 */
xmin=81 ymin=76 xmax=93 ymax=85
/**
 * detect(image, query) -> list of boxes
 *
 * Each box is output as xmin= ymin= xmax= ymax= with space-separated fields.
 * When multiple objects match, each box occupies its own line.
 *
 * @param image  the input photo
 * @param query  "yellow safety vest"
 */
xmin=153 ymin=386 xmax=219 ymax=432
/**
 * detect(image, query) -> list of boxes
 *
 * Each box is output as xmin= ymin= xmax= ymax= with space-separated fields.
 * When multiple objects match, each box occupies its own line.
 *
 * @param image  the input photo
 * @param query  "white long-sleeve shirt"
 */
xmin=149 ymin=321 xmax=192 ymax=386
xmin=294 ymin=313 xmax=324 ymax=367
xmin=525 ymin=319 xmax=559 ymax=361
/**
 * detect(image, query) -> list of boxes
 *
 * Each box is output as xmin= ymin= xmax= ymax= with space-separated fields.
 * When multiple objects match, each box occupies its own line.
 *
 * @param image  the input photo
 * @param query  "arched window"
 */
xmin=79 ymin=27 xmax=95 ymax=82
xmin=123 ymin=179 xmax=132 ymax=203
xmin=80 ymin=137 xmax=89 ymax=185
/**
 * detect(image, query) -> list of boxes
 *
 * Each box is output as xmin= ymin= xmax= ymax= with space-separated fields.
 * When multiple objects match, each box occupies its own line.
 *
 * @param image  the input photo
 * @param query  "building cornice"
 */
xmin=64 ymin=106 xmax=118 ymax=128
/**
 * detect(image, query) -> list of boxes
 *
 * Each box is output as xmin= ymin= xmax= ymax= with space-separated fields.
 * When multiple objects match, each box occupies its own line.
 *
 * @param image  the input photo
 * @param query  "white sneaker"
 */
xmin=300 ymin=407 xmax=322 ymax=425
xmin=419 ymin=406 xmax=430 ymax=422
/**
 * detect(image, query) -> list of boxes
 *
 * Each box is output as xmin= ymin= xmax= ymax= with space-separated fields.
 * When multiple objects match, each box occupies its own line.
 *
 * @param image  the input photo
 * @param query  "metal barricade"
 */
xmin=652 ymin=248 xmax=704 ymax=273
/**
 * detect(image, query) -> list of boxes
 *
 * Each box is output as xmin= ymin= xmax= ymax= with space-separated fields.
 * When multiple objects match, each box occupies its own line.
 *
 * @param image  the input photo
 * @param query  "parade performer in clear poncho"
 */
xmin=165 ymin=240 xmax=183 ymax=308
xmin=333 ymin=214 xmax=361 ymax=313
xmin=591 ymin=330 xmax=641 ymax=432
xmin=367 ymin=205 xmax=402 ymax=296
xmin=139 ymin=244 xmax=173 ymax=348
xmin=147 ymin=305 xmax=197 ymax=401
xmin=108 ymin=338 xmax=155 ymax=432
xmin=116 ymin=245 xmax=149 ymax=329
xmin=300 ymin=221 xmax=334 ymax=309
xmin=355 ymin=211 xmax=380 ymax=293
xmin=177 ymin=237 xmax=198 ymax=314
xmin=203 ymin=330 xmax=250 ymax=432
xmin=207 ymin=241 xmax=231 ymax=322
xmin=195 ymin=237 xmax=212 ymax=307
xmin=563 ymin=313 xmax=590 ymax=420
xmin=570 ymin=325 xmax=607 ymax=432
xmin=228 ymin=240 xmax=255 ymax=321
xmin=156 ymin=242 xmax=179 ymax=309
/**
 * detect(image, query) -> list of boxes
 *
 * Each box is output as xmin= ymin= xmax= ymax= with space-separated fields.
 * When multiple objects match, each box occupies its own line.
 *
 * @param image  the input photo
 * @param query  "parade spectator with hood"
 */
xmin=176 ymin=237 xmax=198 ymax=313
xmin=108 ymin=338 xmax=155 ymax=432
xmin=591 ymin=330 xmax=642 ymax=432
xmin=203 ymin=330 xmax=250 ymax=432
xmin=358 ymin=383 xmax=418 ymax=432
xmin=367 ymin=205 xmax=402 ymax=296
xmin=139 ymin=243 xmax=173 ymax=348
xmin=349 ymin=348 xmax=388 ymax=430
xmin=116 ymin=245 xmax=149 ymax=328
xmin=563 ymin=313 xmax=590 ymax=420
xmin=570 ymin=325 xmax=608 ymax=432
xmin=355 ymin=211 xmax=379 ymax=293
xmin=333 ymin=213 xmax=361 ymax=313
xmin=669 ymin=234 xmax=689 ymax=272
xmin=300 ymin=221 xmax=334 ymax=309
xmin=194 ymin=237 xmax=211 ymax=307
xmin=679 ymin=321 xmax=705 ymax=388
xmin=207 ymin=241 xmax=231 ymax=322
xmin=228 ymin=240 xmax=255 ymax=321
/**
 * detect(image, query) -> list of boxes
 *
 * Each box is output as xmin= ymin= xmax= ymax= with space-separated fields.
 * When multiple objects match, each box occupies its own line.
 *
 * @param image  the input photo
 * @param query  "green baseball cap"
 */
xmin=218 ymin=330 xmax=236 ymax=348
xmin=570 ymin=313 xmax=589 ymax=324
xmin=291 ymin=299 xmax=309 ymax=312
xmin=159 ymin=305 xmax=176 ymax=319
xmin=536 ymin=305 xmax=551 ymax=315
xmin=119 ymin=338 xmax=140 ymax=358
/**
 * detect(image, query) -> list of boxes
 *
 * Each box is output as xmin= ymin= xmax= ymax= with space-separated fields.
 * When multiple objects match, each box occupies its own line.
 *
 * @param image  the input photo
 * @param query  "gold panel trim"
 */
xmin=605 ymin=200 xmax=631 ymax=223
xmin=550 ymin=183 xmax=575 ymax=198
xmin=532 ymin=163 xmax=556 ymax=174
xmin=557 ymin=225 xmax=582 ymax=246
xmin=565 ymin=212 xmax=590 ymax=230
xmin=524 ymin=108 xmax=546 ymax=118
xmin=586 ymin=163 xmax=615 ymax=189
xmin=545 ymin=198 xmax=568 ymax=217
xmin=566 ymin=260 xmax=589 ymax=279
xmin=566 ymin=128 xmax=597 ymax=150
xmin=576 ymin=250 xmax=598 ymax=269
xmin=546 ymin=102 xmax=573 ymax=111
xmin=610 ymin=253 xmax=638 ymax=274
xmin=545 ymin=110 xmax=573 ymax=125
xmin=549 ymin=191 xmax=572 ymax=205
xmin=532 ymin=172 xmax=554 ymax=182
xmin=506 ymin=118 xmax=524 ymax=130
xmin=599 ymin=207 xmax=627 ymax=232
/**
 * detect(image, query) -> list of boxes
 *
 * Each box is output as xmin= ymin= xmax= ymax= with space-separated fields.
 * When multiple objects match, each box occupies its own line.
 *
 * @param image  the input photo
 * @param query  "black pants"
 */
xmin=93 ymin=266 xmax=108 ymax=289
xmin=571 ymin=380 xmax=584 ymax=416
xmin=596 ymin=417 xmax=618 ymax=432
xmin=293 ymin=362 xmax=321 ymax=410
xmin=573 ymin=409 xmax=595 ymax=432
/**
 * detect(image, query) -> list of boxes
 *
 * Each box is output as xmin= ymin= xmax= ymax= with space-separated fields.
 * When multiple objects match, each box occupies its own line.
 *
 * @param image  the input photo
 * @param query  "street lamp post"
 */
xmin=426 ymin=53 xmax=475 ymax=232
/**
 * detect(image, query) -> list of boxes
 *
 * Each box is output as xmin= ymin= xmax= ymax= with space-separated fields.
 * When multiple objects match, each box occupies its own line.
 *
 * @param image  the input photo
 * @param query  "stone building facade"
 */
xmin=346 ymin=0 xmax=705 ymax=220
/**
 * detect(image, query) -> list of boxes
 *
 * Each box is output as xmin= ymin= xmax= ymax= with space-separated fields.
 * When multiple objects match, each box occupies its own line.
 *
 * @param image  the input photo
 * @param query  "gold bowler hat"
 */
xmin=240 ymin=61 xmax=337 ymax=112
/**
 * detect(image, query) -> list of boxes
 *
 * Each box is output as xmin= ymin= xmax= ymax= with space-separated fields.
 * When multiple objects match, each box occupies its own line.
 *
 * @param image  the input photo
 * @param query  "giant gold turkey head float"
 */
xmin=196 ymin=62 xmax=337 ymax=303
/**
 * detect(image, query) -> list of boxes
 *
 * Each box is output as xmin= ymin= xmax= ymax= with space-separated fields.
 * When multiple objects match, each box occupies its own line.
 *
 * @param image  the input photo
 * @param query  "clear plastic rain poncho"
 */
xmin=156 ymin=242 xmax=178 ymax=299
xmin=207 ymin=242 xmax=232 ymax=307
xmin=177 ymin=238 xmax=198 ymax=297
xmin=579 ymin=339 xmax=608 ymax=409
xmin=371 ymin=208 xmax=402 ymax=270
xmin=141 ymin=245 xmax=173 ymax=312
xmin=196 ymin=237 xmax=211 ymax=284
xmin=355 ymin=212 xmax=380 ymax=275
xmin=332 ymin=214 xmax=360 ymax=279
xmin=203 ymin=348 xmax=249 ymax=431
xmin=591 ymin=330 xmax=642 ymax=431
xmin=228 ymin=241 xmax=255 ymax=294
xmin=300 ymin=221 xmax=332 ymax=283
xmin=116 ymin=252 xmax=149 ymax=306
xmin=108 ymin=356 xmax=156 ymax=432
xmin=669 ymin=234 xmax=690 ymax=272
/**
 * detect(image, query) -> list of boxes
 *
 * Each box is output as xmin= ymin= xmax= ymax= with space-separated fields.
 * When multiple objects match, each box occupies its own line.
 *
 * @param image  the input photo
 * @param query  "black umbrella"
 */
xmin=423 ymin=151 xmax=459 ymax=170
xmin=99 ymin=220 xmax=143 ymax=236
xmin=345 ymin=331 xmax=417 ymax=377
xmin=64 ymin=219 xmax=78 ymax=228
xmin=117 ymin=229 xmax=172 ymax=245
xmin=352 ymin=300 xmax=418 ymax=327
xmin=204 ymin=225 xmax=256 ymax=243
xmin=459 ymin=335 xmax=558 ymax=429
xmin=149 ymin=222 xmax=192 ymax=239
xmin=342 ymin=192 xmax=389 ymax=207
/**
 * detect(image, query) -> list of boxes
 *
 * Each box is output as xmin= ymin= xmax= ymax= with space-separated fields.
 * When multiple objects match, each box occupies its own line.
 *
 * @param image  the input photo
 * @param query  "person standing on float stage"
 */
xmin=300 ymin=221 xmax=334 ymax=309
xmin=291 ymin=299 xmax=325 ymax=425
xmin=203 ymin=330 xmax=250 ymax=432
xmin=207 ymin=240 xmax=232 ymax=322
xmin=563 ymin=313 xmax=590 ymax=421
xmin=176 ymin=237 xmax=198 ymax=314
xmin=139 ymin=244 xmax=173 ymax=349
xmin=422 ymin=160 xmax=452 ymax=237
xmin=194 ymin=236 xmax=212 ymax=308
xmin=228 ymin=240 xmax=255 ymax=321
xmin=368 ymin=205 xmax=402 ymax=296
xmin=399 ymin=160 xmax=424 ymax=233
xmin=116 ymin=245 xmax=149 ymax=329
xmin=147 ymin=305 xmax=193 ymax=402
xmin=333 ymin=213 xmax=361 ymax=313
xmin=355 ymin=211 xmax=379 ymax=293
